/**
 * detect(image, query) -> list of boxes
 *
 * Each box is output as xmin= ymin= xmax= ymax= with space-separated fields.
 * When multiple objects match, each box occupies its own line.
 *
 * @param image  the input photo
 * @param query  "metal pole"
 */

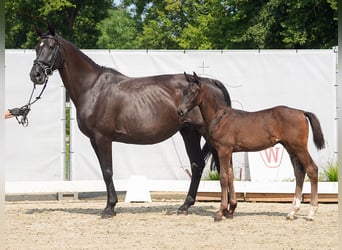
xmin=338 ymin=7 xmax=342 ymax=249
xmin=0 ymin=1 xmax=5 ymax=246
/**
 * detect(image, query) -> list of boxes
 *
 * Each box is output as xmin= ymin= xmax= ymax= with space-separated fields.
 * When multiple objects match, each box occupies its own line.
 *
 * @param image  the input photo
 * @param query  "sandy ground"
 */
xmin=5 ymin=196 xmax=338 ymax=250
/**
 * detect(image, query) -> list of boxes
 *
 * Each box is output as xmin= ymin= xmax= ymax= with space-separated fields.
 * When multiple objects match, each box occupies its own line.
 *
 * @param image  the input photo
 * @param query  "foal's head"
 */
xmin=178 ymin=72 xmax=202 ymax=117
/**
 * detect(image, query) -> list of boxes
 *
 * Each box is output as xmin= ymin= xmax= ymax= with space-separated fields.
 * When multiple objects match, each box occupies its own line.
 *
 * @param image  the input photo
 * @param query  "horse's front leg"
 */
xmin=91 ymin=137 xmax=118 ymax=218
xmin=177 ymin=131 xmax=205 ymax=214
xmin=214 ymin=148 xmax=231 ymax=221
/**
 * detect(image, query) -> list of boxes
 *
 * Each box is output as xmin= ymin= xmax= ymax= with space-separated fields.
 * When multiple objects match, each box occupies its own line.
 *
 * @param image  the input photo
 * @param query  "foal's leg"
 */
xmin=289 ymin=150 xmax=319 ymax=221
xmin=287 ymin=154 xmax=305 ymax=220
xmin=302 ymin=153 xmax=319 ymax=221
xmin=91 ymin=137 xmax=118 ymax=218
xmin=214 ymin=148 xmax=231 ymax=221
xmin=225 ymin=158 xmax=237 ymax=219
xmin=177 ymin=129 xmax=205 ymax=214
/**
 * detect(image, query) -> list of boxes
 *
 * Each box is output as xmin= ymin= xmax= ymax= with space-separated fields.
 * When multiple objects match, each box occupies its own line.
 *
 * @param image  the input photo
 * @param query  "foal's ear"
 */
xmin=47 ymin=23 xmax=56 ymax=36
xmin=192 ymin=71 xmax=201 ymax=86
xmin=184 ymin=71 xmax=192 ymax=82
xmin=34 ymin=27 xmax=43 ymax=37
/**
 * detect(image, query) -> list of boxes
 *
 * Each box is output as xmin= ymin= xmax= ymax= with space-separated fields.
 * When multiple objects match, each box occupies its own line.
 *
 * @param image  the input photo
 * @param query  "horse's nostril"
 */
xmin=35 ymin=71 xmax=40 ymax=77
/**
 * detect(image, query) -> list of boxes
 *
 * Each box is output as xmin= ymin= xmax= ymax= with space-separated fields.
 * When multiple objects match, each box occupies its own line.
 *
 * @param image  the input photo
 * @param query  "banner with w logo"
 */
xmin=248 ymin=145 xmax=295 ymax=181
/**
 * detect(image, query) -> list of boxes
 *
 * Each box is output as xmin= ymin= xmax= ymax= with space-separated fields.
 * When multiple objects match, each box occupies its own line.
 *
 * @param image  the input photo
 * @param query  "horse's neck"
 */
xmin=199 ymin=85 xmax=227 ymax=125
xmin=58 ymin=40 xmax=102 ymax=105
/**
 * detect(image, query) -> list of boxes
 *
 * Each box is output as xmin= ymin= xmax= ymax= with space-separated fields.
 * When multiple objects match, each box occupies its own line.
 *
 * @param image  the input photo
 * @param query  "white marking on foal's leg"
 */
xmin=286 ymin=197 xmax=301 ymax=220
xmin=306 ymin=205 xmax=318 ymax=221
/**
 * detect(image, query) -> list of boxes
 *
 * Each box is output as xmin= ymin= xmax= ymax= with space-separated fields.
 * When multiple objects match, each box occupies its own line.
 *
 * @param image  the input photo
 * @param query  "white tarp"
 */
xmin=248 ymin=145 xmax=294 ymax=182
xmin=70 ymin=50 xmax=336 ymax=181
xmin=5 ymin=50 xmax=65 ymax=181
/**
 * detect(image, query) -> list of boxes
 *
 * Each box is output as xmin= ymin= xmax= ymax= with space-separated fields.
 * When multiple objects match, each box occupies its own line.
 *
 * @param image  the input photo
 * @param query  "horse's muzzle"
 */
xmin=30 ymin=65 xmax=47 ymax=85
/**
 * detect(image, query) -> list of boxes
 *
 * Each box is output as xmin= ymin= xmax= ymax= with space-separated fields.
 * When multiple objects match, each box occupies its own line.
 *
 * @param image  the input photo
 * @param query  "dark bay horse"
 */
xmin=29 ymin=26 xmax=231 ymax=218
xmin=178 ymin=72 xmax=325 ymax=221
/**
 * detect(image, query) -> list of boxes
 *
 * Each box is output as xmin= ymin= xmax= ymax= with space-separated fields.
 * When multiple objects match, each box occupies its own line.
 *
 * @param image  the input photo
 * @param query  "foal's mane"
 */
xmin=211 ymin=79 xmax=231 ymax=107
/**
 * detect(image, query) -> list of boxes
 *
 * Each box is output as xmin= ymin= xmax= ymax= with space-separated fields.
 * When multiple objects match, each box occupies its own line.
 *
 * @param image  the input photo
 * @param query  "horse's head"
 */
xmin=178 ymin=72 xmax=202 ymax=117
xmin=30 ymin=24 xmax=62 ymax=85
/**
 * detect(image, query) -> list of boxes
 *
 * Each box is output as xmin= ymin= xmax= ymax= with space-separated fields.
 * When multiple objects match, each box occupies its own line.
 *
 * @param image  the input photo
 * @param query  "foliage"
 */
xmin=203 ymin=170 xmax=220 ymax=181
xmin=97 ymin=8 xmax=140 ymax=49
xmin=5 ymin=0 xmax=112 ymax=48
xmin=321 ymin=161 xmax=338 ymax=182
xmin=5 ymin=0 xmax=338 ymax=49
xmin=122 ymin=0 xmax=337 ymax=49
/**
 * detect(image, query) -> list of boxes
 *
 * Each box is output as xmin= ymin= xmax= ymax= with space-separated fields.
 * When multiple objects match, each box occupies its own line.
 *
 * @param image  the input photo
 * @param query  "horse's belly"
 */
xmin=112 ymin=125 xmax=179 ymax=144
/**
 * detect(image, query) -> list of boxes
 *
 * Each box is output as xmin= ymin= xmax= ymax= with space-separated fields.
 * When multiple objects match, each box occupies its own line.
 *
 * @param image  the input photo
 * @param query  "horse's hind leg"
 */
xmin=91 ymin=137 xmax=118 ymax=218
xmin=287 ymin=154 xmax=305 ymax=220
xmin=177 ymin=129 xmax=205 ymax=214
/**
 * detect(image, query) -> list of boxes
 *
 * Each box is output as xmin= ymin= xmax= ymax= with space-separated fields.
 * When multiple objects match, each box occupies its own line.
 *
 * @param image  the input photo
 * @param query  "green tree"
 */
xmin=123 ymin=0 xmax=337 ymax=49
xmin=5 ymin=0 xmax=112 ymax=48
xmin=97 ymin=8 xmax=140 ymax=49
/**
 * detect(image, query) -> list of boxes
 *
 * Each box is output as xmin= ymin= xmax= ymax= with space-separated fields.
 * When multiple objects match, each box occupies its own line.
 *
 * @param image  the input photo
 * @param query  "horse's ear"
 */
xmin=192 ymin=71 xmax=201 ymax=86
xmin=47 ymin=23 xmax=56 ymax=36
xmin=34 ymin=27 xmax=43 ymax=37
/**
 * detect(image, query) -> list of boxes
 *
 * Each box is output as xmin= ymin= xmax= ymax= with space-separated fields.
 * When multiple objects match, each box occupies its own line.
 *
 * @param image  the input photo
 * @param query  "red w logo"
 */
xmin=259 ymin=146 xmax=284 ymax=168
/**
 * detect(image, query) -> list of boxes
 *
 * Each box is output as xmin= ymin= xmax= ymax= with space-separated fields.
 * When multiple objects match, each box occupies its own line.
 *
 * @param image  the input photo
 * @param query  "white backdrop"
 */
xmin=5 ymin=49 xmax=337 ymax=182
xmin=5 ymin=50 xmax=65 ymax=181
xmin=70 ymin=49 xmax=337 ymax=181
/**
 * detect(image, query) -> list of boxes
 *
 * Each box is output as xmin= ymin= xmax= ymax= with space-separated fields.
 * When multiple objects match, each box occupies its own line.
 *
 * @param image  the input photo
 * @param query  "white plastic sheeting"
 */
xmin=5 ymin=50 xmax=65 ymax=181
xmin=4 ymin=49 xmax=337 ymax=182
xmin=70 ymin=49 xmax=337 ymax=181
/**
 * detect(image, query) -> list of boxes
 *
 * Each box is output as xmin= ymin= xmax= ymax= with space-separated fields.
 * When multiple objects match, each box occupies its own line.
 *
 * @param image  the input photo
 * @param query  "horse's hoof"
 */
xmin=101 ymin=211 xmax=116 ymax=219
xmin=177 ymin=208 xmax=189 ymax=215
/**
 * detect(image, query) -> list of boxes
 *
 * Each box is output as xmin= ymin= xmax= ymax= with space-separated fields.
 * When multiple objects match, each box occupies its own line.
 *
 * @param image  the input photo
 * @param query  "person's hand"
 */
xmin=5 ymin=110 xmax=13 ymax=119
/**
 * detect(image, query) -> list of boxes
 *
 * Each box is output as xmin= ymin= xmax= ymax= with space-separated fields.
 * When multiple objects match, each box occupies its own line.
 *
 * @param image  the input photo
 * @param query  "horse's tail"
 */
xmin=304 ymin=111 xmax=325 ymax=150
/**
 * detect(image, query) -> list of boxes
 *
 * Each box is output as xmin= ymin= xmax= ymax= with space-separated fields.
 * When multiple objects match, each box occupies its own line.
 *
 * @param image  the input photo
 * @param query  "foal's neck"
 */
xmin=199 ymin=84 xmax=228 ymax=125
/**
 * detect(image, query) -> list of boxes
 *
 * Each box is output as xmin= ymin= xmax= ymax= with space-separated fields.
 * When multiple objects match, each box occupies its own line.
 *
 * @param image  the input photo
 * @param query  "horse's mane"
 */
xmin=45 ymin=31 xmax=126 ymax=78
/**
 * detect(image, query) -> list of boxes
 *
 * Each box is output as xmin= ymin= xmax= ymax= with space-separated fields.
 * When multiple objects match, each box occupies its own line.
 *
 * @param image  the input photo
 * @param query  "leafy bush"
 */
xmin=202 ymin=170 xmax=220 ymax=180
xmin=208 ymin=170 xmax=220 ymax=180
xmin=321 ymin=161 xmax=338 ymax=182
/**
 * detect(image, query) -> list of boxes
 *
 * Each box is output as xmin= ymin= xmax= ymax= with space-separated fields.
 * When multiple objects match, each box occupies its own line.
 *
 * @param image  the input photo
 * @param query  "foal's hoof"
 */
xmin=224 ymin=210 xmax=234 ymax=219
xmin=306 ymin=217 xmax=315 ymax=222
xmin=286 ymin=215 xmax=295 ymax=221
xmin=214 ymin=214 xmax=223 ymax=222
xmin=101 ymin=211 xmax=116 ymax=219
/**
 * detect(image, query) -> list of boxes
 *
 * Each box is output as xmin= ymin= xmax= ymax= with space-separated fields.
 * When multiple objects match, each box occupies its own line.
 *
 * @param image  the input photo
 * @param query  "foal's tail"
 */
xmin=304 ymin=111 xmax=325 ymax=150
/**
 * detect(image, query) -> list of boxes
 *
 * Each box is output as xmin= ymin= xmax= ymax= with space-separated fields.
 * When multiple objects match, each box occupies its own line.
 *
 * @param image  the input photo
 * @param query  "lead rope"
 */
xmin=11 ymin=78 xmax=48 ymax=127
